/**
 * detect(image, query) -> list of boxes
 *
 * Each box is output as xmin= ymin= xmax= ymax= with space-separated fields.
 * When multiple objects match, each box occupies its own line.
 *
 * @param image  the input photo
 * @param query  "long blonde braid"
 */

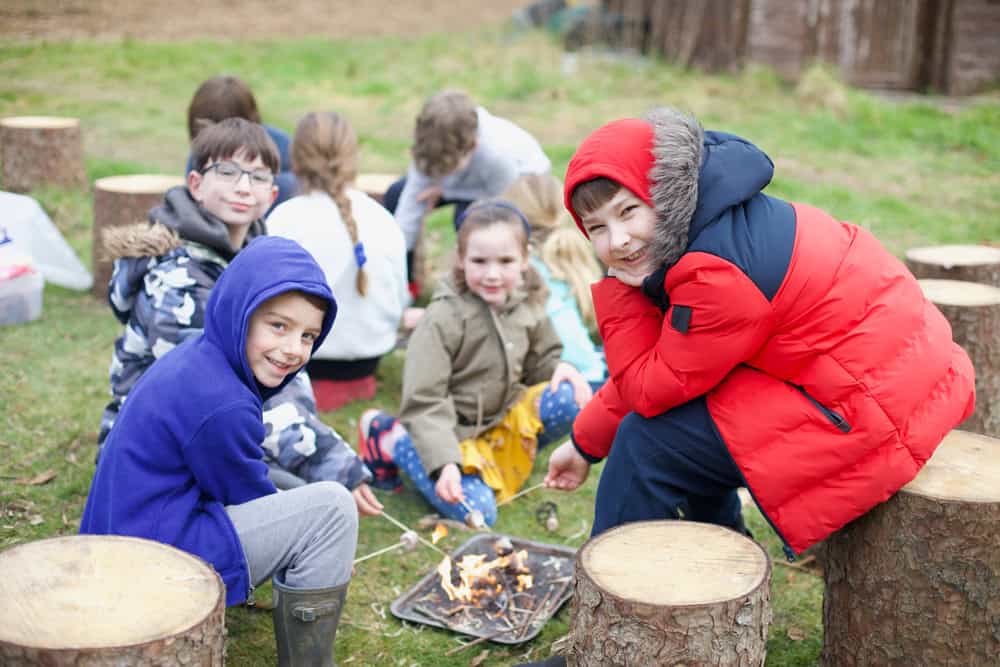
xmin=291 ymin=111 xmax=367 ymax=296
xmin=503 ymin=174 xmax=601 ymax=326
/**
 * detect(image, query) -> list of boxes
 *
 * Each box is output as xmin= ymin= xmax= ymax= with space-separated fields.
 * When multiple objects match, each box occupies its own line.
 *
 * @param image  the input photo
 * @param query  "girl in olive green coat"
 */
xmin=360 ymin=200 xmax=592 ymax=525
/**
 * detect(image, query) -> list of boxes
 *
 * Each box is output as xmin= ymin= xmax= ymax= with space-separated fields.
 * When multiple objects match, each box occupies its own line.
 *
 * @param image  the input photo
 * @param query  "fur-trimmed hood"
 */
xmin=564 ymin=107 xmax=774 ymax=270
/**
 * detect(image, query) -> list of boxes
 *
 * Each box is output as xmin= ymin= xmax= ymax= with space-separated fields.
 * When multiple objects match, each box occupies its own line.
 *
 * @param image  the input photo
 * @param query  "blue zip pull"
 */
xmin=783 ymin=545 xmax=796 ymax=562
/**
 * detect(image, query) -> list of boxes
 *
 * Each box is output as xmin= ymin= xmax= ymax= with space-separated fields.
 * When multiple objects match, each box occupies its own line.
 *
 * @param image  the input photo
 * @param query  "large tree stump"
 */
xmin=568 ymin=521 xmax=771 ymax=667
xmin=0 ymin=116 xmax=86 ymax=193
xmin=91 ymin=174 xmax=184 ymax=297
xmin=822 ymin=430 xmax=1000 ymax=667
xmin=354 ymin=172 xmax=397 ymax=206
xmin=0 ymin=535 xmax=225 ymax=666
xmin=906 ymin=244 xmax=1000 ymax=288
xmin=919 ymin=279 xmax=1000 ymax=437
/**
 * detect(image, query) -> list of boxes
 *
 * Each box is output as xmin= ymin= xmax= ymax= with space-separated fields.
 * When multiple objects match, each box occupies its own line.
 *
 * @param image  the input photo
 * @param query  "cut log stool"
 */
xmin=0 ymin=535 xmax=225 ymax=666
xmin=906 ymin=244 xmax=1000 ymax=288
xmin=919 ymin=279 xmax=1000 ymax=437
xmin=568 ymin=520 xmax=771 ymax=666
xmin=354 ymin=172 xmax=397 ymax=206
xmin=91 ymin=174 xmax=184 ymax=297
xmin=0 ymin=116 xmax=86 ymax=192
xmin=822 ymin=430 xmax=1000 ymax=666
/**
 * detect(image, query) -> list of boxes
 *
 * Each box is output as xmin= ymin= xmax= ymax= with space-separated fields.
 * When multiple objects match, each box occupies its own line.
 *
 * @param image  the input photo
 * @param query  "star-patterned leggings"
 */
xmin=388 ymin=381 xmax=578 ymax=526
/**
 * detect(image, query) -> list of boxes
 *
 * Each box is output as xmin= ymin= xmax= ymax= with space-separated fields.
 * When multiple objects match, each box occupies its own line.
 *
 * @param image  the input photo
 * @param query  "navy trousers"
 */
xmin=592 ymin=396 xmax=746 ymax=537
xmin=383 ymin=177 xmax=473 ymax=283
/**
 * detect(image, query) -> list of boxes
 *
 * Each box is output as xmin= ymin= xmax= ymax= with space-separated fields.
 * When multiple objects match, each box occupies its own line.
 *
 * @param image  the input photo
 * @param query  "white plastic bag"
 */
xmin=0 ymin=191 xmax=92 ymax=290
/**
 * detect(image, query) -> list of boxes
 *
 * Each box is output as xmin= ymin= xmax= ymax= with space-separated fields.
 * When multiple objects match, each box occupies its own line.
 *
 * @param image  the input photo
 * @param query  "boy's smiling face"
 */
xmin=246 ymin=291 xmax=326 ymax=388
xmin=187 ymin=148 xmax=276 ymax=246
xmin=580 ymin=187 xmax=658 ymax=285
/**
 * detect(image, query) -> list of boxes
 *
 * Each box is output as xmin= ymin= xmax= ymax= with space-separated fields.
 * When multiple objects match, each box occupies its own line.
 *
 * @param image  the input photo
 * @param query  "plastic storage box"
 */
xmin=0 ymin=229 xmax=44 ymax=326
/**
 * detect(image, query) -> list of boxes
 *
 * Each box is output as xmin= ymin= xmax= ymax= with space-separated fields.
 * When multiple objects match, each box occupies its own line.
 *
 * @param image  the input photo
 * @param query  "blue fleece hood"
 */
xmin=205 ymin=236 xmax=337 ymax=401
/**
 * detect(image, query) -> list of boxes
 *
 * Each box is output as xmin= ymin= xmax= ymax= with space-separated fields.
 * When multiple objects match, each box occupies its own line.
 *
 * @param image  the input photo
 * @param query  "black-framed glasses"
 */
xmin=200 ymin=161 xmax=275 ymax=188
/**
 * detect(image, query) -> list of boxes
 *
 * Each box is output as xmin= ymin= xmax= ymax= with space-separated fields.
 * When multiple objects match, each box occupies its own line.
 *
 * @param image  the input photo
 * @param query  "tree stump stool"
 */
xmin=568 ymin=520 xmax=771 ymax=666
xmin=919 ymin=279 xmax=1000 ymax=437
xmin=906 ymin=244 xmax=1000 ymax=288
xmin=354 ymin=172 xmax=397 ymax=206
xmin=0 ymin=535 xmax=225 ymax=666
xmin=91 ymin=174 xmax=184 ymax=297
xmin=0 ymin=116 xmax=86 ymax=193
xmin=822 ymin=429 xmax=1000 ymax=667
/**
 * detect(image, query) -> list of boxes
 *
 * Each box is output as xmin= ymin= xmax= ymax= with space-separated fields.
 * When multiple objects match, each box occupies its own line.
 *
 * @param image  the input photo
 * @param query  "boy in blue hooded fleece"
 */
xmin=81 ymin=236 xmax=356 ymax=666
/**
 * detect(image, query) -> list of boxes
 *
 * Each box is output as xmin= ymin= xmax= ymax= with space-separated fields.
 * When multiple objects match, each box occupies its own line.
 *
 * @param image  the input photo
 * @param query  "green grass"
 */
xmin=1 ymin=25 xmax=998 ymax=666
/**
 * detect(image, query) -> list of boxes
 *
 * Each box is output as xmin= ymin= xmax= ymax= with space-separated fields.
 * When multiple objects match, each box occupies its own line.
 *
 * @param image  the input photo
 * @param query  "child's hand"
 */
xmin=416 ymin=185 xmax=443 ymax=210
xmin=544 ymin=441 xmax=591 ymax=491
xmin=434 ymin=463 xmax=465 ymax=504
xmin=402 ymin=307 xmax=425 ymax=331
xmin=549 ymin=361 xmax=593 ymax=408
xmin=353 ymin=483 xmax=384 ymax=517
xmin=607 ymin=264 xmax=654 ymax=288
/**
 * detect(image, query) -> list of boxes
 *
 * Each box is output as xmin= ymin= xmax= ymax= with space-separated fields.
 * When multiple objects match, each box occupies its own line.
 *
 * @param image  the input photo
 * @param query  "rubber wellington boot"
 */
xmin=273 ymin=578 xmax=349 ymax=666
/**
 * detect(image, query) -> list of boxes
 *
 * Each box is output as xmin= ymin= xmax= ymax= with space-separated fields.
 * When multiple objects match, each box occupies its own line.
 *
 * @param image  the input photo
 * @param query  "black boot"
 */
xmin=272 ymin=577 xmax=348 ymax=666
xmin=514 ymin=657 xmax=567 ymax=667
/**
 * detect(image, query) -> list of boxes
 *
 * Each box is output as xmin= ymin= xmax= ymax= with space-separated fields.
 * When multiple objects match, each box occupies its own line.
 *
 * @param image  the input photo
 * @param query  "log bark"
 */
xmin=0 ymin=116 xmax=86 ymax=193
xmin=906 ymin=244 xmax=1000 ymax=288
xmin=91 ymin=174 xmax=184 ymax=297
xmin=822 ymin=429 xmax=1000 ymax=667
xmin=0 ymin=535 xmax=225 ymax=666
xmin=568 ymin=520 xmax=771 ymax=667
xmin=919 ymin=279 xmax=1000 ymax=437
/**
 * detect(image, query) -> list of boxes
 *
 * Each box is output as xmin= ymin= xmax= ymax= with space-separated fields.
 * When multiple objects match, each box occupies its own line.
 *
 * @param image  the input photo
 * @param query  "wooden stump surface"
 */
xmin=91 ymin=174 xmax=184 ymax=297
xmin=822 ymin=430 xmax=1000 ymax=666
xmin=0 ymin=535 xmax=225 ymax=666
xmin=906 ymin=244 xmax=1000 ymax=288
xmin=569 ymin=520 xmax=771 ymax=667
xmin=1 ymin=116 xmax=86 ymax=193
xmin=919 ymin=279 xmax=1000 ymax=437
xmin=354 ymin=172 xmax=396 ymax=206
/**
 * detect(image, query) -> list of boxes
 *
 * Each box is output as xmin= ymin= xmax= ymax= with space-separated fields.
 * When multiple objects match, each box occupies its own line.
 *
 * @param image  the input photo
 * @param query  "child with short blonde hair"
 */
xmin=267 ymin=111 xmax=409 ymax=411
xmin=360 ymin=200 xmax=591 ymax=526
xmin=504 ymin=173 xmax=606 ymax=389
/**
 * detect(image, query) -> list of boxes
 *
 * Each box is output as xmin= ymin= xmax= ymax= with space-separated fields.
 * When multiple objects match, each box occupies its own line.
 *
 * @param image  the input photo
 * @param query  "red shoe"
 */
xmin=312 ymin=376 xmax=377 ymax=412
xmin=358 ymin=409 xmax=403 ymax=493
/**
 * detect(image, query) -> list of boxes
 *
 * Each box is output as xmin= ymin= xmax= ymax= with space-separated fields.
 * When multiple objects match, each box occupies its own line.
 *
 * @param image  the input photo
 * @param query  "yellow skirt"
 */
xmin=459 ymin=382 xmax=547 ymax=502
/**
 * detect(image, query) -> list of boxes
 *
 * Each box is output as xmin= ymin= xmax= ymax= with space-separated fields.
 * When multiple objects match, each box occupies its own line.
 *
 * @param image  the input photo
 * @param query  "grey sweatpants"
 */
xmin=227 ymin=481 xmax=358 ymax=591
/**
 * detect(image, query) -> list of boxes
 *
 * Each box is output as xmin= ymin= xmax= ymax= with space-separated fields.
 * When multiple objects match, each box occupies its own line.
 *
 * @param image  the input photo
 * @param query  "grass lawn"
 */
xmin=1 ymin=24 xmax=998 ymax=667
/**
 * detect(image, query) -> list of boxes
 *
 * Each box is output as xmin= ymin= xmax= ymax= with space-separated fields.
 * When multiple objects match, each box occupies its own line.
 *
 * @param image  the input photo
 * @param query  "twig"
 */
xmin=497 ymin=482 xmax=547 ymax=507
xmin=516 ymin=586 xmax=556 ymax=641
xmin=774 ymin=554 xmax=820 ymax=574
xmin=353 ymin=540 xmax=406 ymax=565
xmin=380 ymin=510 xmax=448 ymax=556
xmin=443 ymin=613 xmax=537 ymax=656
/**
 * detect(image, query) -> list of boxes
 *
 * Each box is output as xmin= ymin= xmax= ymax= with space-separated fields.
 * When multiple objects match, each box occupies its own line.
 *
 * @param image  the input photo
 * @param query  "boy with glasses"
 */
xmin=98 ymin=117 xmax=380 ymax=517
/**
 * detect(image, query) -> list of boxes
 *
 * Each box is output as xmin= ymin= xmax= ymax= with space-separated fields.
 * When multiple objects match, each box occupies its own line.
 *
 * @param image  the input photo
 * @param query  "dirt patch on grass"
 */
xmin=0 ymin=0 xmax=529 ymax=42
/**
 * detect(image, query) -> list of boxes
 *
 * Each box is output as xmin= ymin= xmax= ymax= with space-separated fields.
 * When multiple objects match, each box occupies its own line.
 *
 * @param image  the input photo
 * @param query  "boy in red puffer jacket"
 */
xmin=543 ymin=106 xmax=975 ymax=558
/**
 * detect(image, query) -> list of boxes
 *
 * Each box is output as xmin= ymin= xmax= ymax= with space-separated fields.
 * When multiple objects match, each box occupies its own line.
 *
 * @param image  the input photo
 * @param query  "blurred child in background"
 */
xmin=382 ymin=89 xmax=551 ymax=295
xmin=185 ymin=75 xmax=298 ymax=211
xmin=359 ymin=200 xmax=591 ymax=526
xmin=267 ymin=111 xmax=409 ymax=411
xmin=503 ymin=173 xmax=606 ymax=401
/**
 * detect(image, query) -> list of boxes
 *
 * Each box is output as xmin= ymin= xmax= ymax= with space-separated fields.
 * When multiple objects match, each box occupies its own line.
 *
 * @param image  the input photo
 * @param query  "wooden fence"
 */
xmin=594 ymin=0 xmax=999 ymax=95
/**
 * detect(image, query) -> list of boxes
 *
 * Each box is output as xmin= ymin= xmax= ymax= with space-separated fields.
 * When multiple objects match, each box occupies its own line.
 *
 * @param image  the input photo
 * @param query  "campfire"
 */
xmin=391 ymin=534 xmax=575 ymax=645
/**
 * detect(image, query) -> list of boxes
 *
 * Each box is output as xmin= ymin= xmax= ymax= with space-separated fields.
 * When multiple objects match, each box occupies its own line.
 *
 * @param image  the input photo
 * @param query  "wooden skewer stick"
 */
xmin=497 ymin=482 xmax=547 ymax=507
xmin=380 ymin=510 xmax=447 ymax=557
xmin=354 ymin=531 xmax=419 ymax=565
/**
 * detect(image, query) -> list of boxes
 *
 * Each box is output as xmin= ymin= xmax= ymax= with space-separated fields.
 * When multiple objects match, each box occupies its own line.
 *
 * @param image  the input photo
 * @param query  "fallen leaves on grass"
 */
xmin=470 ymin=649 xmax=490 ymax=666
xmin=787 ymin=626 xmax=806 ymax=641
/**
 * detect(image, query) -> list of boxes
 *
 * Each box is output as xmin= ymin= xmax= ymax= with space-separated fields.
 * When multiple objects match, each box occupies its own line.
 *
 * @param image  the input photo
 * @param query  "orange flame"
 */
xmin=436 ymin=549 xmax=534 ymax=603
xmin=431 ymin=523 xmax=448 ymax=545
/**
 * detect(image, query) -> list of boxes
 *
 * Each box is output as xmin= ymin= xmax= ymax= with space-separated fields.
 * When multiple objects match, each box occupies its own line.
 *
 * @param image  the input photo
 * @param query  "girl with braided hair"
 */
xmin=268 ymin=111 xmax=409 ymax=411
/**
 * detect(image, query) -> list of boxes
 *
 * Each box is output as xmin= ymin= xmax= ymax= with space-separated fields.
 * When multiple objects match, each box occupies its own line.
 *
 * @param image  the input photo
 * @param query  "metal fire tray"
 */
xmin=390 ymin=532 xmax=576 ymax=645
